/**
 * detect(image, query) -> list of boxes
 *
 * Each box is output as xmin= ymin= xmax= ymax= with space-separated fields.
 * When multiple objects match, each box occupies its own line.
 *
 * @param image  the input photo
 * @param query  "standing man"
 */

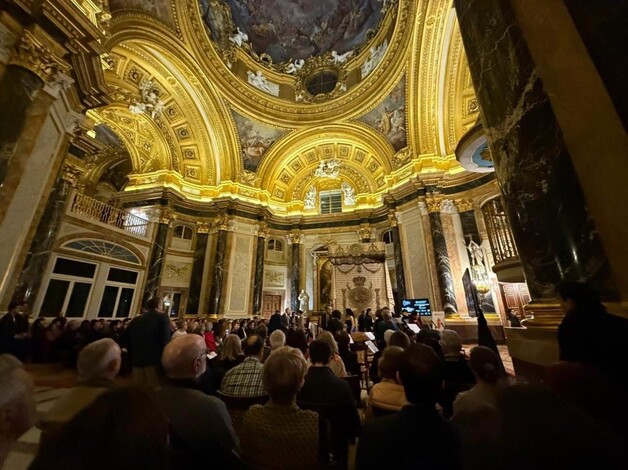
xmin=280 ymin=308 xmax=290 ymax=331
xmin=124 ymin=297 xmax=170 ymax=388
xmin=0 ymin=302 xmax=30 ymax=360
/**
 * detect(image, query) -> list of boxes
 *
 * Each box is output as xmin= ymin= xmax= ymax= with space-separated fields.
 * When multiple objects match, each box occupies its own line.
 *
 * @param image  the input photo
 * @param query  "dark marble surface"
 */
xmin=0 ymin=66 xmax=44 ymax=186
xmin=185 ymin=232 xmax=208 ymax=315
xmin=252 ymin=235 xmax=265 ymax=315
xmin=208 ymin=229 xmax=228 ymax=315
xmin=290 ymin=243 xmax=301 ymax=311
xmin=459 ymin=210 xmax=481 ymax=245
xmin=429 ymin=212 xmax=458 ymax=314
xmin=142 ymin=222 xmax=169 ymax=306
xmin=454 ymin=0 xmax=617 ymax=302
xmin=391 ymin=226 xmax=407 ymax=304
xmin=11 ymin=173 xmax=70 ymax=306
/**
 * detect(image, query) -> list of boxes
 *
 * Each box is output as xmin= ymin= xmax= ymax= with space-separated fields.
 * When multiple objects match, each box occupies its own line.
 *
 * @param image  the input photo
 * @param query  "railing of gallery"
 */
xmin=482 ymin=196 xmax=519 ymax=264
xmin=69 ymin=192 xmax=150 ymax=238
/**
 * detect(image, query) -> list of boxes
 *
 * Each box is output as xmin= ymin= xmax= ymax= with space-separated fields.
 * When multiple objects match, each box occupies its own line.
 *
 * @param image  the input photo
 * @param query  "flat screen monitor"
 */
xmin=401 ymin=298 xmax=432 ymax=316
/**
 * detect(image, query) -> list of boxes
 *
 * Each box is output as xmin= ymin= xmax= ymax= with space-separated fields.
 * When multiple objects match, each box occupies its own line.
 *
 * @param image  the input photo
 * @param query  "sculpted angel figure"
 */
xmin=247 ymin=70 xmax=274 ymax=94
xmin=331 ymin=50 xmax=353 ymax=64
xmin=304 ymin=186 xmax=317 ymax=209
xmin=229 ymin=27 xmax=248 ymax=47
xmin=341 ymin=182 xmax=356 ymax=206
xmin=285 ymin=59 xmax=305 ymax=74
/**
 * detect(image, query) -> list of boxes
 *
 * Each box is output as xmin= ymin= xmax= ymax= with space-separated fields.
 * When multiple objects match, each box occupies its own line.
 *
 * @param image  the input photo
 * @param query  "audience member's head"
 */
xmin=0 ymin=355 xmax=36 ymax=466
xmin=417 ymin=328 xmax=443 ymax=356
xmin=222 ymin=334 xmax=243 ymax=361
xmin=335 ymin=330 xmax=351 ymax=352
xmin=469 ymin=346 xmax=502 ymax=385
xmin=331 ymin=309 xmax=342 ymax=320
xmin=145 ymin=297 xmax=163 ymax=312
xmin=383 ymin=329 xmax=395 ymax=346
xmin=378 ymin=346 xmax=404 ymax=381
xmin=382 ymin=309 xmax=392 ymax=321
xmin=77 ymin=338 xmax=121 ymax=383
xmin=319 ymin=331 xmax=339 ymax=355
xmin=286 ymin=329 xmax=308 ymax=356
xmin=262 ymin=347 xmax=308 ymax=405
xmin=242 ymin=335 xmax=264 ymax=359
xmin=309 ymin=340 xmax=332 ymax=366
xmin=162 ymin=335 xmax=207 ymax=379
xmin=254 ymin=324 xmax=268 ymax=340
xmin=29 ymin=387 xmax=169 ymax=470
xmin=440 ymin=329 xmax=462 ymax=357
xmin=557 ymin=281 xmax=604 ymax=315
xmin=269 ymin=330 xmax=286 ymax=350
xmin=398 ymin=344 xmax=444 ymax=406
xmin=389 ymin=331 xmax=410 ymax=349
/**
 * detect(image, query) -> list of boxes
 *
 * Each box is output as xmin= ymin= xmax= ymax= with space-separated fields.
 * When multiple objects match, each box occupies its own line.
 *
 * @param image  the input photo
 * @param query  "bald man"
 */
xmin=155 ymin=335 xmax=239 ymax=466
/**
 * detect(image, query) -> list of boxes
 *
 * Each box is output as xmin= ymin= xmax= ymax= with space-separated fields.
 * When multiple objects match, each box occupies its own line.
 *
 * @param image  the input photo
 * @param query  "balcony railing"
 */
xmin=69 ymin=192 xmax=150 ymax=238
xmin=482 ymin=197 xmax=519 ymax=264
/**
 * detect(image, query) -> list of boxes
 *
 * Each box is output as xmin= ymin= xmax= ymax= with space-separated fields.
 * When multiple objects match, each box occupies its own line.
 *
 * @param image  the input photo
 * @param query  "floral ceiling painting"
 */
xmin=201 ymin=0 xmax=385 ymax=63
xmin=109 ymin=0 xmax=175 ymax=27
xmin=358 ymin=75 xmax=407 ymax=151
xmin=232 ymin=111 xmax=288 ymax=172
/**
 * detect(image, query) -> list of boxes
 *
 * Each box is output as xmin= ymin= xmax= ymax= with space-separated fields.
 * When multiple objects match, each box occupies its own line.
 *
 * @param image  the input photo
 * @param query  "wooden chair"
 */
xmin=351 ymin=342 xmax=372 ymax=393
xmin=217 ymin=391 xmax=268 ymax=432
xmin=341 ymin=374 xmax=362 ymax=407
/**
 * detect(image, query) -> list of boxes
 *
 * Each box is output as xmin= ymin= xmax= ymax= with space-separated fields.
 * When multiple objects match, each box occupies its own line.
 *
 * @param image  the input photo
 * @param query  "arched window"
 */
xmin=173 ymin=225 xmax=193 ymax=240
xmin=266 ymin=238 xmax=285 ymax=262
xmin=63 ymin=239 xmax=140 ymax=265
xmin=171 ymin=225 xmax=194 ymax=251
xmin=382 ymin=229 xmax=394 ymax=245
xmin=267 ymin=238 xmax=284 ymax=252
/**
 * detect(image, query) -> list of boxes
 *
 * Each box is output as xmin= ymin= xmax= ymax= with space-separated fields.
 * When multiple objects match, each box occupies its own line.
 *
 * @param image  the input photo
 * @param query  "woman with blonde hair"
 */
xmin=213 ymin=334 xmax=244 ymax=389
xmin=318 ymin=331 xmax=347 ymax=377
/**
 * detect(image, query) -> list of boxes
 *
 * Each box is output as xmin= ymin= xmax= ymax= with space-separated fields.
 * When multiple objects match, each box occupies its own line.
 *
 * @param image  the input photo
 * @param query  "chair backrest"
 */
xmin=370 ymin=404 xmax=398 ymax=418
xmin=217 ymin=391 xmax=269 ymax=410
xmin=342 ymin=375 xmax=362 ymax=406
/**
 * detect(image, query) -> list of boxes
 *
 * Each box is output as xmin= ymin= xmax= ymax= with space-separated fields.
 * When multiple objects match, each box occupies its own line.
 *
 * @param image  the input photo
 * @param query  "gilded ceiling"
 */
xmin=76 ymin=0 xmax=482 ymax=216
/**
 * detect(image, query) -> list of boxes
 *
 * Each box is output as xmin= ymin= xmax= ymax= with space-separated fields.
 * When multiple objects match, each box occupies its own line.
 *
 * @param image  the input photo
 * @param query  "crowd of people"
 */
xmin=1 ymin=282 xmax=628 ymax=469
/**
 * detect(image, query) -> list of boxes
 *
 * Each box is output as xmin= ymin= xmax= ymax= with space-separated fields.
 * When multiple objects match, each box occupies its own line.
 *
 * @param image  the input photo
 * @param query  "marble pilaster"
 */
xmin=208 ymin=217 xmax=230 ymax=315
xmin=10 ymin=166 xmax=74 ymax=306
xmin=142 ymin=210 xmax=172 ymax=306
xmin=454 ymin=0 xmax=617 ymax=303
xmin=389 ymin=214 xmax=407 ymax=306
xmin=426 ymin=197 xmax=458 ymax=314
xmin=252 ymin=223 xmax=267 ymax=315
xmin=287 ymin=231 xmax=303 ymax=312
xmin=184 ymin=223 xmax=209 ymax=315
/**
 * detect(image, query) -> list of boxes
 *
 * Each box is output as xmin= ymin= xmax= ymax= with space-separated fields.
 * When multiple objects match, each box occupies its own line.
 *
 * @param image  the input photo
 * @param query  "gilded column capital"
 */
xmin=357 ymin=225 xmax=372 ymax=241
xmin=214 ymin=215 xmax=234 ymax=232
xmin=158 ymin=208 xmax=176 ymax=226
xmin=197 ymin=222 xmax=211 ymax=234
xmin=286 ymin=231 xmax=304 ymax=244
xmin=9 ymin=26 xmax=70 ymax=83
xmin=61 ymin=163 xmax=83 ymax=188
xmin=387 ymin=212 xmax=398 ymax=227
xmin=440 ymin=199 xmax=458 ymax=214
xmin=425 ymin=195 xmax=443 ymax=214
xmin=256 ymin=222 xmax=269 ymax=238
xmin=455 ymin=198 xmax=474 ymax=213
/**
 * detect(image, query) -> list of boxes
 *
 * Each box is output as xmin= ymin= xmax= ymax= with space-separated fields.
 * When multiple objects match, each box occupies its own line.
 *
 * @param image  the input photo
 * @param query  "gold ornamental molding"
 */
xmin=9 ymin=26 xmax=70 ymax=82
xmin=425 ymin=194 xmax=443 ymax=214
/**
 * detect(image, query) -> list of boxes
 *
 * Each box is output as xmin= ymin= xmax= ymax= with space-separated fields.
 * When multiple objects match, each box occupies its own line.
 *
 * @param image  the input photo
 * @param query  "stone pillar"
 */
xmin=388 ymin=213 xmax=407 ymax=305
xmin=185 ymin=222 xmax=209 ymax=315
xmin=10 ymin=164 xmax=77 ymax=306
xmin=0 ymin=27 xmax=71 ymax=225
xmin=142 ymin=209 xmax=173 ymax=307
xmin=426 ymin=197 xmax=458 ymax=314
xmin=287 ymin=231 xmax=304 ymax=312
xmin=252 ymin=223 xmax=268 ymax=315
xmin=357 ymin=224 xmax=372 ymax=244
xmin=453 ymin=0 xmax=618 ymax=307
xmin=208 ymin=216 xmax=230 ymax=315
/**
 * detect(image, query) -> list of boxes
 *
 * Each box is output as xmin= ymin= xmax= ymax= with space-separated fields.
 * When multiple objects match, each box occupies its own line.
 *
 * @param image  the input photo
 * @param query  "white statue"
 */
xmin=298 ymin=290 xmax=310 ymax=313
xmin=304 ymin=186 xmax=317 ymax=209
xmin=467 ymin=240 xmax=484 ymax=267
xmin=247 ymin=70 xmax=280 ymax=96
xmin=331 ymin=50 xmax=353 ymax=64
xmin=128 ymin=79 xmax=165 ymax=119
xmin=341 ymin=182 xmax=356 ymax=206
xmin=285 ymin=59 xmax=305 ymax=75
xmin=229 ymin=27 xmax=248 ymax=47
xmin=361 ymin=39 xmax=388 ymax=78
xmin=314 ymin=159 xmax=341 ymax=179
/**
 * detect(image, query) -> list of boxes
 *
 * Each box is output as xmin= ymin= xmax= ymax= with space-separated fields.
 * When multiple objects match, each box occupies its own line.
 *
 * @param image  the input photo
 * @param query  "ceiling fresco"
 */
xmin=201 ymin=0 xmax=385 ymax=63
xmin=357 ymin=75 xmax=406 ymax=152
xmin=109 ymin=0 xmax=175 ymax=27
xmin=231 ymin=111 xmax=289 ymax=172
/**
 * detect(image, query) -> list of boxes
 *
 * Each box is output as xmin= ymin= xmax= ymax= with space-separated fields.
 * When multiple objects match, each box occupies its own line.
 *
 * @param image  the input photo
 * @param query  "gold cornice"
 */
xmin=178 ymin=0 xmax=418 ymax=126
xmin=9 ymin=25 xmax=70 ymax=82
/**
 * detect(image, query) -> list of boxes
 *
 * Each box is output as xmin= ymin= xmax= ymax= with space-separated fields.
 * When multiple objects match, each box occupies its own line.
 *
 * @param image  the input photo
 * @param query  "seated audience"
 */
xmin=241 ymin=347 xmax=321 ymax=470
xmin=318 ymin=331 xmax=347 ymax=377
xmin=269 ymin=329 xmax=286 ymax=355
xmin=356 ymin=344 xmax=461 ymax=470
xmin=204 ymin=322 xmax=217 ymax=352
xmin=453 ymin=346 xmax=504 ymax=417
xmin=286 ymin=329 xmax=309 ymax=358
xmin=30 ymin=387 xmax=169 ymax=470
xmin=439 ymin=329 xmax=475 ymax=417
xmin=41 ymin=339 xmax=121 ymax=434
xmin=155 ymin=335 xmax=239 ymax=466
xmin=336 ymin=330 xmax=361 ymax=376
xmin=0 ymin=355 xmax=36 ymax=469
xmin=298 ymin=340 xmax=360 ymax=466
xmin=212 ymin=333 xmax=245 ymax=389
xmin=375 ymin=308 xmax=398 ymax=343
xmin=370 ymin=330 xmax=410 ymax=384
xmin=365 ymin=346 xmax=406 ymax=417
xmin=220 ymin=335 xmax=266 ymax=397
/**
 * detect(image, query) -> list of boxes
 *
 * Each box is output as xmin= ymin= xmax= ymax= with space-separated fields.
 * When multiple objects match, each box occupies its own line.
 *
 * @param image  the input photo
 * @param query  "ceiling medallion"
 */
xmin=294 ymin=55 xmax=348 ymax=103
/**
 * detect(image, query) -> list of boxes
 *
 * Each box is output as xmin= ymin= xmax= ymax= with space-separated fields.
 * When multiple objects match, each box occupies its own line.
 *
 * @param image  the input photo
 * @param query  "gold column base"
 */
xmin=521 ymin=303 xmax=564 ymax=329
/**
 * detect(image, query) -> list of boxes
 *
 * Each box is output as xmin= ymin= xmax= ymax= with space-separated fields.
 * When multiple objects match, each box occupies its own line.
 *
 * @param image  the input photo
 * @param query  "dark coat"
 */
xmin=124 ymin=309 xmax=171 ymax=368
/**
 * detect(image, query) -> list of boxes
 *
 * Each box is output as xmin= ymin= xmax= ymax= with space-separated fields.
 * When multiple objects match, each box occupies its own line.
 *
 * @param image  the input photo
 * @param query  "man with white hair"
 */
xmin=40 ymin=339 xmax=121 ymax=435
xmin=0 ymin=354 xmax=36 ymax=468
xmin=155 ymin=335 xmax=239 ymax=466
xmin=269 ymin=329 xmax=286 ymax=352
